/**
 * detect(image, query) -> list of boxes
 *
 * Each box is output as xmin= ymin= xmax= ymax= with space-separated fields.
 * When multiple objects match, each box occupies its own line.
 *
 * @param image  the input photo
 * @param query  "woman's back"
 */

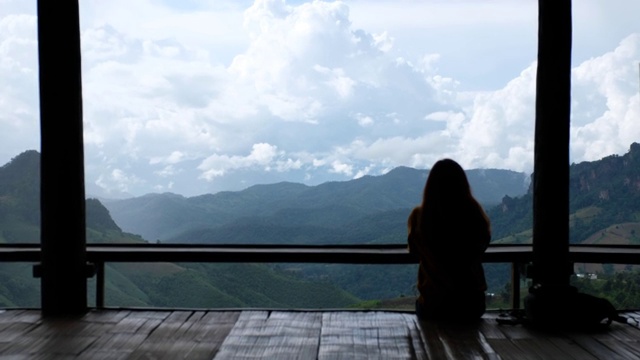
xmin=408 ymin=159 xmax=491 ymax=321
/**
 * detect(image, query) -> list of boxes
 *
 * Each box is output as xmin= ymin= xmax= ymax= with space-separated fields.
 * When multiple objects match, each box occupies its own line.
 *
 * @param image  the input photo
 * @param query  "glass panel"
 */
xmin=96 ymin=262 xmax=519 ymax=310
xmin=77 ymin=1 xmax=538 ymax=246
xmin=485 ymin=263 xmax=519 ymax=310
xmin=98 ymin=263 xmax=415 ymax=309
xmin=0 ymin=2 xmax=40 ymax=245
xmin=0 ymin=1 xmax=40 ymax=309
xmin=572 ymin=263 xmax=640 ymax=310
xmin=568 ymin=1 xmax=640 ymax=247
xmin=0 ymin=263 xmax=40 ymax=308
xmin=570 ymin=0 xmax=640 ymax=166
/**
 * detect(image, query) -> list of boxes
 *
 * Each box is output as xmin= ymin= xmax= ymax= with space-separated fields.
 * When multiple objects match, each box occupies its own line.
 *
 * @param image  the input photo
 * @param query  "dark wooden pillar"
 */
xmin=38 ymin=0 xmax=88 ymax=316
xmin=524 ymin=0 xmax=573 ymax=326
xmin=532 ymin=0 xmax=572 ymax=289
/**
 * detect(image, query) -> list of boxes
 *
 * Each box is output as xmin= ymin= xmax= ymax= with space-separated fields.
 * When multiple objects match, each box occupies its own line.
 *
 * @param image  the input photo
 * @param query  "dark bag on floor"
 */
xmin=498 ymin=285 xmax=625 ymax=330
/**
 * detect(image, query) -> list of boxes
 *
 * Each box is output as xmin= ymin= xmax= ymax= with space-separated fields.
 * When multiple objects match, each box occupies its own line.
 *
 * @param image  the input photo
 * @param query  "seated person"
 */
xmin=408 ymin=159 xmax=491 ymax=322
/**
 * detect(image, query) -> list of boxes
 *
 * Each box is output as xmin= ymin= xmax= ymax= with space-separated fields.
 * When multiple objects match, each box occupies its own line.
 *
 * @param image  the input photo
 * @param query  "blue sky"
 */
xmin=1 ymin=0 xmax=639 ymax=197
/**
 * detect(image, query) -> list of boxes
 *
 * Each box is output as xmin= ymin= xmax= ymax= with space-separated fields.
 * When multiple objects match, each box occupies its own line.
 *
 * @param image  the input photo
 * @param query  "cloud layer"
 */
xmin=1 ymin=0 xmax=639 ymax=197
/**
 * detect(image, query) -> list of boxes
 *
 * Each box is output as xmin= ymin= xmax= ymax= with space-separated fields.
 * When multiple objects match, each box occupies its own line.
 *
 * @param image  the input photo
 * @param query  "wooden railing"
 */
xmin=2 ymin=243 xmax=640 ymax=310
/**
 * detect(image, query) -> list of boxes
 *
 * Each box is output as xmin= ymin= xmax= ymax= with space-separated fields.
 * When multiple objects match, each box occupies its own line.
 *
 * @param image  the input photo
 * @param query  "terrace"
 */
xmin=2 ymin=0 xmax=640 ymax=358
xmin=1 ymin=308 xmax=640 ymax=359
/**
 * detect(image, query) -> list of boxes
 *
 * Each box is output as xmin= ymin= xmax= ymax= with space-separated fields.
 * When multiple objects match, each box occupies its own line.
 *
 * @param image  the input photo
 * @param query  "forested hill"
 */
xmin=0 ymin=151 xmax=361 ymax=308
xmin=0 ymin=150 xmax=40 ymax=237
xmin=103 ymin=166 xmax=529 ymax=242
xmin=489 ymin=142 xmax=640 ymax=244
xmin=0 ymin=150 xmax=143 ymax=244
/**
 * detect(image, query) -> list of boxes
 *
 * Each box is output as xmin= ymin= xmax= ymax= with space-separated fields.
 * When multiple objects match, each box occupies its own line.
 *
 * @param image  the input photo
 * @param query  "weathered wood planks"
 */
xmin=0 ymin=309 xmax=639 ymax=359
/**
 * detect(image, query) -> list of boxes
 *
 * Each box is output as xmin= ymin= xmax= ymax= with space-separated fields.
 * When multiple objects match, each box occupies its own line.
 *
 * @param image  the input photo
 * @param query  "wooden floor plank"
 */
xmin=5 ymin=318 xmax=101 ymax=358
xmin=83 ymin=310 xmax=132 ymax=324
xmin=546 ymin=337 xmax=599 ymax=360
xmin=484 ymin=339 xmax=535 ymax=360
xmin=487 ymin=316 xmax=603 ymax=360
xmin=563 ymin=332 xmax=629 ymax=360
xmin=0 ymin=309 xmax=639 ymax=359
xmin=79 ymin=333 xmax=149 ymax=359
xmin=432 ymin=320 xmax=499 ymax=360
xmin=215 ymin=311 xmax=322 ymax=359
xmin=128 ymin=310 xmax=196 ymax=360
xmin=184 ymin=311 xmax=241 ymax=359
xmin=319 ymin=311 xmax=420 ymax=359
xmin=597 ymin=340 xmax=640 ymax=360
xmin=402 ymin=313 xmax=429 ymax=359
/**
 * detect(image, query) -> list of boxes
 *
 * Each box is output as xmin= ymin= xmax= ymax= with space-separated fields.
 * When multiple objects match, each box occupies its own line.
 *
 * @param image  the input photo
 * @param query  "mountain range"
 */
xmin=0 ymin=151 xmax=357 ymax=308
xmin=3 ymin=143 xmax=640 ymax=308
xmin=102 ymin=166 xmax=529 ymax=243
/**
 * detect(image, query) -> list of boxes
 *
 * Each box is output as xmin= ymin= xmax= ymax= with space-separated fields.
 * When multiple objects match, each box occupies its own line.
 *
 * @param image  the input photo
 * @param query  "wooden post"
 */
xmin=531 ymin=0 xmax=572 ymax=289
xmin=524 ymin=0 xmax=573 ymax=326
xmin=38 ymin=0 xmax=88 ymax=317
xmin=511 ymin=262 xmax=521 ymax=309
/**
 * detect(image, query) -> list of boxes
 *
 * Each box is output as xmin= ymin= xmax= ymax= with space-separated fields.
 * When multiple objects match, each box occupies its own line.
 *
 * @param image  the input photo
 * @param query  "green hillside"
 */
xmin=0 ymin=151 xmax=362 ymax=308
xmin=489 ymin=142 xmax=640 ymax=246
xmin=101 ymin=262 xmax=359 ymax=309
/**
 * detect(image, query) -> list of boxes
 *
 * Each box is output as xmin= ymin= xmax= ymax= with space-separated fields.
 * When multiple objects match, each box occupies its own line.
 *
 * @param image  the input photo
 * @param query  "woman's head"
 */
xmin=422 ymin=158 xmax=473 ymax=206
xmin=417 ymin=158 xmax=490 ymax=239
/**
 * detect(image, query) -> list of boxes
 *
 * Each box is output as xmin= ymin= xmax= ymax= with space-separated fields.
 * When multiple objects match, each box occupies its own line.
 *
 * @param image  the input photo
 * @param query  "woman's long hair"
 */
xmin=418 ymin=159 xmax=489 ymax=240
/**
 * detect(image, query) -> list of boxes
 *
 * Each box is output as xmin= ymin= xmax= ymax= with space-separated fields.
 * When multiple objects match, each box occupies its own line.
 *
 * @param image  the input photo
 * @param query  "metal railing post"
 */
xmin=511 ymin=262 xmax=521 ymax=309
xmin=96 ymin=261 xmax=105 ymax=309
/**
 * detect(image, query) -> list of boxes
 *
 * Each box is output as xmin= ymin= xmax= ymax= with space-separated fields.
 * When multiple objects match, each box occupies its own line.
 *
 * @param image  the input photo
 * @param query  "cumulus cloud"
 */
xmin=0 ymin=12 xmax=39 ymax=161
xmin=1 ymin=0 xmax=640 ymax=196
xmin=198 ymin=143 xmax=280 ymax=180
xmin=95 ymin=168 xmax=144 ymax=194
xmin=455 ymin=63 xmax=537 ymax=171
xmin=570 ymin=33 xmax=640 ymax=162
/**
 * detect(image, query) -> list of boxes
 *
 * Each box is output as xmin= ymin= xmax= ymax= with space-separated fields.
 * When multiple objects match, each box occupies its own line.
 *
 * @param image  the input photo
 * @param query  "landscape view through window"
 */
xmin=1 ymin=0 xmax=640 ymax=309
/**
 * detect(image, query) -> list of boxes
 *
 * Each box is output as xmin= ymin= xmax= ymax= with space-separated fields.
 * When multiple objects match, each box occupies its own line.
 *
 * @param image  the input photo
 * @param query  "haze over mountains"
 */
xmin=101 ymin=166 xmax=529 ymax=243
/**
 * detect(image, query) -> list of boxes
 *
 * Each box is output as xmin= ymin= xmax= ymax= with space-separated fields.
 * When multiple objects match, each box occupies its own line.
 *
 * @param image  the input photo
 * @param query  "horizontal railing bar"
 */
xmin=82 ymin=244 xmax=533 ymax=264
xmin=0 ymin=243 xmax=639 ymax=264
xmin=2 ymin=243 xmax=636 ymax=310
xmin=0 ymin=245 xmax=40 ymax=262
xmin=568 ymin=245 xmax=640 ymax=264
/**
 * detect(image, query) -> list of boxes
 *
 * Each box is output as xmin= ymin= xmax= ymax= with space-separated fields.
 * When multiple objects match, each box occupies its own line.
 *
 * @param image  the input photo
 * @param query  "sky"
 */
xmin=1 ymin=0 xmax=639 ymax=198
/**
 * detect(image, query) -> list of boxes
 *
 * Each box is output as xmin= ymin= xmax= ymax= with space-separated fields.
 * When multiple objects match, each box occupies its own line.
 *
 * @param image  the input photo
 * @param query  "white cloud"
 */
xmin=455 ymin=63 xmax=537 ymax=171
xmin=2 ymin=0 xmax=640 ymax=196
xmin=329 ymin=160 xmax=353 ymax=176
xmin=149 ymin=151 xmax=186 ymax=165
xmin=0 ymin=12 xmax=39 ymax=162
xmin=353 ymin=166 xmax=371 ymax=179
xmin=354 ymin=113 xmax=373 ymax=127
xmin=95 ymin=168 xmax=144 ymax=194
xmin=570 ymin=33 xmax=640 ymax=162
xmin=198 ymin=142 xmax=281 ymax=180
xmin=155 ymin=165 xmax=178 ymax=177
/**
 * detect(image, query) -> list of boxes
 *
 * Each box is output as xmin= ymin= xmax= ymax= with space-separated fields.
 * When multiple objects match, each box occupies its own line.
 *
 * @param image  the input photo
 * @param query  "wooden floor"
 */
xmin=1 ymin=309 xmax=640 ymax=359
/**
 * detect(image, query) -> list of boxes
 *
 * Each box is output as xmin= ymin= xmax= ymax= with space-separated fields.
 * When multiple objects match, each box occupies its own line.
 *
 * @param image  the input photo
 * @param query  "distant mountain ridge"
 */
xmin=104 ymin=166 xmax=529 ymax=242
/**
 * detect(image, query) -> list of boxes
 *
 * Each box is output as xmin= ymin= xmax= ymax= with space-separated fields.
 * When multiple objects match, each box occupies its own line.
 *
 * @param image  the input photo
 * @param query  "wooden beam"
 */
xmin=38 ymin=0 xmax=88 ymax=316
xmin=532 ymin=0 xmax=572 ymax=287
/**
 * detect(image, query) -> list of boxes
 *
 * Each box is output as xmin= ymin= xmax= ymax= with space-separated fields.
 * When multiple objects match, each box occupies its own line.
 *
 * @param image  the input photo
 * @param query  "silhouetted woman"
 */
xmin=408 ymin=159 xmax=491 ymax=322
